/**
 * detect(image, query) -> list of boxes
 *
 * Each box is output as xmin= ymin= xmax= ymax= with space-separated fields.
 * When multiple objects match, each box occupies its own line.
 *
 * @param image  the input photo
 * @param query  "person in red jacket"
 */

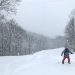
xmin=61 ymin=48 xmax=73 ymax=64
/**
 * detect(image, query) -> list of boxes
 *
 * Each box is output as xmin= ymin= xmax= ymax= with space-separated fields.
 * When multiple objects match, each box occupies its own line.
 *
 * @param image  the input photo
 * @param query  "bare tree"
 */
xmin=0 ymin=0 xmax=21 ymax=56
xmin=0 ymin=0 xmax=21 ymax=14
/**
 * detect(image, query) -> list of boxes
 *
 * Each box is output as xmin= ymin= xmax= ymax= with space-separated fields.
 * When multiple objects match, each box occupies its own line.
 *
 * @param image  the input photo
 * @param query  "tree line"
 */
xmin=0 ymin=17 xmax=65 ymax=55
xmin=65 ymin=9 xmax=75 ymax=50
xmin=0 ymin=0 xmax=66 ymax=56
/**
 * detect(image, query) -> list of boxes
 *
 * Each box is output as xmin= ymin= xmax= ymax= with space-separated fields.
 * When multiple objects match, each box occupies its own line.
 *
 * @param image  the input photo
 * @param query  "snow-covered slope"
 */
xmin=0 ymin=48 xmax=75 ymax=75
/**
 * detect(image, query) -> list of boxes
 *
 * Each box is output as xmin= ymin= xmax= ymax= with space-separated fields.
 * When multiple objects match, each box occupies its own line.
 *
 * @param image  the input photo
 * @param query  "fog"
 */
xmin=14 ymin=0 xmax=75 ymax=38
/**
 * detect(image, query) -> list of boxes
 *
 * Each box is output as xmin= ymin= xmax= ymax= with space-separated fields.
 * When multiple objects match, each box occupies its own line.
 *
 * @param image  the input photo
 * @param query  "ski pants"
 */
xmin=62 ymin=55 xmax=70 ymax=64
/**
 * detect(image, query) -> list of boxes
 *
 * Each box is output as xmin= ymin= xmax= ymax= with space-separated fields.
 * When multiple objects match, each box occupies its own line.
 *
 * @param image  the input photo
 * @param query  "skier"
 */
xmin=61 ymin=48 xmax=73 ymax=64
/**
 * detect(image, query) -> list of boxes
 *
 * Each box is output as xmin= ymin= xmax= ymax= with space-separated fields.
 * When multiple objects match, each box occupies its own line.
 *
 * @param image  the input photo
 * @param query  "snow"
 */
xmin=0 ymin=48 xmax=75 ymax=75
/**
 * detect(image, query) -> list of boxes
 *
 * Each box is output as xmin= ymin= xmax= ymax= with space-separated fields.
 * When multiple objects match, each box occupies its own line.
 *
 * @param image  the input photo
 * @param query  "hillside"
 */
xmin=0 ymin=48 xmax=75 ymax=75
xmin=0 ymin=20 xmax=65 ymax=56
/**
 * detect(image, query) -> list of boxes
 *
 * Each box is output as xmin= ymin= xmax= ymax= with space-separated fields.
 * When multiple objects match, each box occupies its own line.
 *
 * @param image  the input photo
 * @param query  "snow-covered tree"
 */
xmin=65 ymin=17 xmax=75 ymax=50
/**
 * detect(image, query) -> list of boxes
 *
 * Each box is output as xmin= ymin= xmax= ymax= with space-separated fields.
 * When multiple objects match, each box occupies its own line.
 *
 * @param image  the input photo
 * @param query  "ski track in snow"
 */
xmin=0 ymin=48 xmax=75 ymax=75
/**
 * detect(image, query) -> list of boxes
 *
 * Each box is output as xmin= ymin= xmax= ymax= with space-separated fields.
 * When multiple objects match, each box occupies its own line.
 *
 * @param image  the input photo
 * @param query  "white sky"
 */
xmin=14 ymin=0 xmax=75 ymax=38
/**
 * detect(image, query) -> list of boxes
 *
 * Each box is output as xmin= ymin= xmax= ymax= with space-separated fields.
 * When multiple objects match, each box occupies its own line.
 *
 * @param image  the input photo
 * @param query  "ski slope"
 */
xmin=0 ymin=48 xmax=75 ymax=75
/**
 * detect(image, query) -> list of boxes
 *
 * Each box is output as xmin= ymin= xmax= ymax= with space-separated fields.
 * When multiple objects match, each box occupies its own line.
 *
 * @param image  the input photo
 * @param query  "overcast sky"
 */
xmin=14 ymin=0 xmax=75 ymax=38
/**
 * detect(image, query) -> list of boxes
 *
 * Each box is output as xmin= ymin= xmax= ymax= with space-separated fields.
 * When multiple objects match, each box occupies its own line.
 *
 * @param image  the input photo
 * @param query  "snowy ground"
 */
xmin=0 ymin=48 xmax=75 ymax=75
